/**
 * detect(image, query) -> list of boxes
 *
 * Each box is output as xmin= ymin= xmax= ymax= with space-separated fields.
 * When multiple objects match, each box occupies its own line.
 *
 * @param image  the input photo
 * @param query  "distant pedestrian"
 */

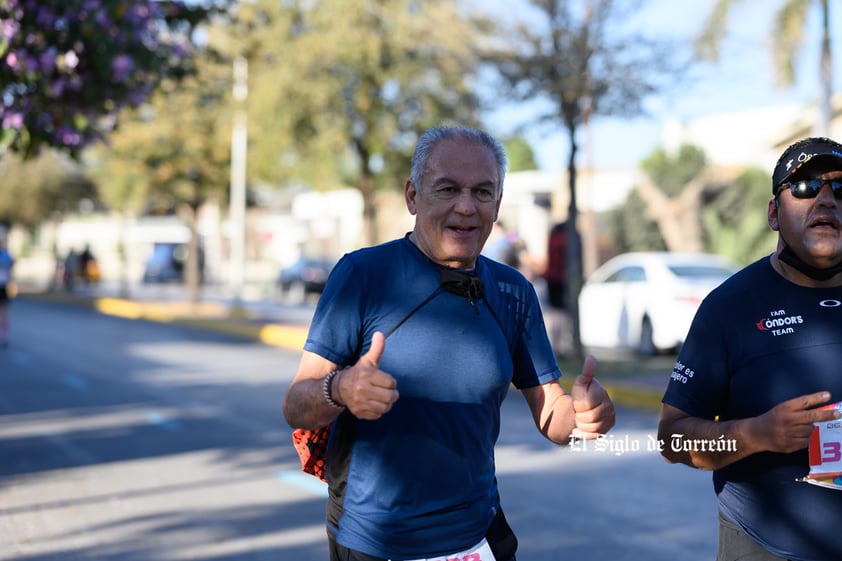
xmin=63 ymin=249 xmax=77 ymax=291
xmin=542 ymin=222 xmax=570 ymax=356
xmin=79 ymin=244 xmax=98 ymax=284
xmin=0 ymin=238 xmax=14 ymax=347
xmin=544 ymin=222 xmax=568 ymax=310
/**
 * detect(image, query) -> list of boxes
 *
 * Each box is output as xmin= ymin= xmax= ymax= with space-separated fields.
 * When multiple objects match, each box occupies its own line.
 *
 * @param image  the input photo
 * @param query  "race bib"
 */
xmin=804 ymin=402 xmax=842 ymax=490
xmin=400 ymin=538 xmax=495 ymax=561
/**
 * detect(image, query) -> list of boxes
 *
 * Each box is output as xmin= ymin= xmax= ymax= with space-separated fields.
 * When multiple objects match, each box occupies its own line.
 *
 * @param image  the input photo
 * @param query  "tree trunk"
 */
xmin=818 ymin=0 xmax=833 ymax=136
xmin=636 ymin=176 xmax=707 ymax=253
xmin=565 ymin=124 xmax=584 ymax=361
xmin=177 ymin=202 xmax=201 ymax=308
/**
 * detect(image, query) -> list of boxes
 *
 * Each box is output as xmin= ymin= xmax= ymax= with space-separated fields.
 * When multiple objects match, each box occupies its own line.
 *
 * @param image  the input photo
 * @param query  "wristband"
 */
xmin=322 ymin=369 xmax=345 ymax=409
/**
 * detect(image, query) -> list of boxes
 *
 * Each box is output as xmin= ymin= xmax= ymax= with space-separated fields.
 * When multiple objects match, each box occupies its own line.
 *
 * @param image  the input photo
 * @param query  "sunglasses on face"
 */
xmin=779 ymin=178 xmax=842 ymax=200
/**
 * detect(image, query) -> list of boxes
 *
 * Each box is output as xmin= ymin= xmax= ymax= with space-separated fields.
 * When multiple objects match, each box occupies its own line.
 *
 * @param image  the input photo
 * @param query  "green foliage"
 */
xmin=605 ymin=191 xmax=666 ymax=253
xmin=703 ymin=167 xmax=777 ymax=264
xmin=88 ymin=47 xmax=232 ymax=217
xmin=696 ymin=0 xmax=814 ymax=88
xmin=640 ymin=144 xmax=707 ymax=197
xmin=609 ymin=150 xmax=777 ymax=264
xmin=0 ymin=151 xmax=98 ymax=229
xmin=503 ymin=136 xmax=539 ymax=172
xmin=219 ymin=0 xmax=490 ymax=243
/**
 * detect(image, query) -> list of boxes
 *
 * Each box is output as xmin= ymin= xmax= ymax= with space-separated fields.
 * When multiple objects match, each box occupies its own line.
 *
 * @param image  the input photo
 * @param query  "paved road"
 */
xmin=0 ymin=299 xmax=717 ymax=560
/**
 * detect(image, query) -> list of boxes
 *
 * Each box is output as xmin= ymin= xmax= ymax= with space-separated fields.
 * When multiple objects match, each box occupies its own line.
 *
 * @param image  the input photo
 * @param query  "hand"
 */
xmin=750 ymin=391 xmax=840 ymax=454
xmin=570 ymin=355 xmax=615 ymax=439
xmin=336 ymin=331 xmax=399 ymax=420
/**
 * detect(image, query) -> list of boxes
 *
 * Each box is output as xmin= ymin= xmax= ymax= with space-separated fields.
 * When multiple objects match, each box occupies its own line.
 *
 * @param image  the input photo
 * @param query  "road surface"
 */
xmin=0 ymin=299 xmax=717 ymax=560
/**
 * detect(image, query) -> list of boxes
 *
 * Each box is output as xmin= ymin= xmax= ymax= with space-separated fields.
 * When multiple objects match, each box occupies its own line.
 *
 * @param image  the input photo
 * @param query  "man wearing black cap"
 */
xmin=658 ymin=137 xmax=842 ymax=561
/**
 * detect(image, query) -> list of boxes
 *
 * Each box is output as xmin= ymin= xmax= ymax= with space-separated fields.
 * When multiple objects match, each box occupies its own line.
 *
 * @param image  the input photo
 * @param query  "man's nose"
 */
xmin=454 ymin=190 xmax=478 ymax=213
xmin=817 ymin=183 xmax=839 ymax=205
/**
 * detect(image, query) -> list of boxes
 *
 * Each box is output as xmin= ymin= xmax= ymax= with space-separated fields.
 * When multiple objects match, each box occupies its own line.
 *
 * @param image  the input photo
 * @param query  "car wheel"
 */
xmin=637 ymin=316 xmax=657 ymax=356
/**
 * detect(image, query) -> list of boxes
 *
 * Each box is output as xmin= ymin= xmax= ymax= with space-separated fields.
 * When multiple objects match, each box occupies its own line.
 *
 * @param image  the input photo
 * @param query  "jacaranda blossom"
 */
xmin=0 ymin=0 xmax=202 ymax=158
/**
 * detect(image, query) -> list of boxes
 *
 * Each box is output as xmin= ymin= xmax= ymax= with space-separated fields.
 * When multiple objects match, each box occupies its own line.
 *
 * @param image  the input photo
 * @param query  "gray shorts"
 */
xmin=717 ymin=510 xmax=789 ymax=561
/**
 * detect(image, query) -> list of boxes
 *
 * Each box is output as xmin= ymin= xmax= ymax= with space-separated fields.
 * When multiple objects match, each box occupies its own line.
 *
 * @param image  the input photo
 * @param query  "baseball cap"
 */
xmin=772 ymin=137 xmax=842 ymax=193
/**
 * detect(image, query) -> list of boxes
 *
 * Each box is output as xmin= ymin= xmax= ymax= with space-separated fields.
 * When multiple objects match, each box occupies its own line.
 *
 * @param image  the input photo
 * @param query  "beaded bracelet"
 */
xmin=322 ymin=369 xmax=345 ymax=409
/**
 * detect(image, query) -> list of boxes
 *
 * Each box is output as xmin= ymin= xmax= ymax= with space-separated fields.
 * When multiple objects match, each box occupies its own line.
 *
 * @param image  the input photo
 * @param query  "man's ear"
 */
xmin=405 ymin=179 xmax=417 ymax=215
xmin=768 ymin=198 xmax=780 ymax=231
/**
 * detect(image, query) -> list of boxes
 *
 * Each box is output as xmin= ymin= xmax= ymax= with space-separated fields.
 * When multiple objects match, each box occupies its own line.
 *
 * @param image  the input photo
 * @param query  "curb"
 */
xmin=19 ymin=291 xmax=309 ymax=351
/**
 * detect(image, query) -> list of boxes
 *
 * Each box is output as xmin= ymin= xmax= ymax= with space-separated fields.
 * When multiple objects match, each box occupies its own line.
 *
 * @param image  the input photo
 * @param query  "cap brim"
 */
xmin=791 ymin=153 xmax=842 ymax=181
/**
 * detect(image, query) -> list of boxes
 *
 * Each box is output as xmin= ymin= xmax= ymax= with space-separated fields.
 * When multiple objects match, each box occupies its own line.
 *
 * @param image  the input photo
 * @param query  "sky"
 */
xmin=483 ymin=0 xmax=842 ymax=172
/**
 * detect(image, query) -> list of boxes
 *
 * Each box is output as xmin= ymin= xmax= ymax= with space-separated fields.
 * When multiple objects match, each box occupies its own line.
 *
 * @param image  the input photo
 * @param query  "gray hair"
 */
xmin=409 ymin=125 xmax=508 ymax=195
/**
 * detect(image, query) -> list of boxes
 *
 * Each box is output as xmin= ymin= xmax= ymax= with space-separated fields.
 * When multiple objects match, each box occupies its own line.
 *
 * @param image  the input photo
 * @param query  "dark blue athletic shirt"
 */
xmin=662 ymin=256 xmax=842 ymax=561
xmin=304 ymin=235 xmax=561 ymax=559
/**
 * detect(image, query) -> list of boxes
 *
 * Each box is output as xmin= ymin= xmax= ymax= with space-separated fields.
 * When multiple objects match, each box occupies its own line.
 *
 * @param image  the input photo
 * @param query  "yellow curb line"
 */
xmin=259 ymin=324 xmax=308 ymax=350
xmin=92 ymin=297 xmax=308 ymax=351
xmin=602 ymin=382 xmax=663 ymax=411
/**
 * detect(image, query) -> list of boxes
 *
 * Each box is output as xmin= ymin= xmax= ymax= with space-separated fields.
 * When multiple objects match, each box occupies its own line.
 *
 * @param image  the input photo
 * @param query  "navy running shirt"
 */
xmin=663 ymin=257 xmax=842 ymax=561
xmin=304 ymin=234 xmax=561 ymax=559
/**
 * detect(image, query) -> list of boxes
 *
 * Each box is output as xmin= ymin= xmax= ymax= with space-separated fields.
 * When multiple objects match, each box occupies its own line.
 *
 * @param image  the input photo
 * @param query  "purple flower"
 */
xmin=2 ymin=111 xmax=23 ymax=130
xmin=1 ymin=0 xmax=196 ymax=156
xmin=111 ymin=53 xmax=134 ymax=82
xmin=39 ymin=47 xmax=57 ymax=73
xmin=48 ymin=78 xmax=66 ymax=97
xmin=1 ymin=19 xmax=20 ymax=42
xmin=35 ymin=7 xmax=53 ymax=28
xmin=55 ymin=125 xmax=83 ymax=147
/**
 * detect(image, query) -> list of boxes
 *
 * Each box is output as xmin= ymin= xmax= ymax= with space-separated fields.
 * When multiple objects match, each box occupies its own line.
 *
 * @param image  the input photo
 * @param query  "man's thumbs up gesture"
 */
xmin=570 ymin=355 xmax=616 ymax=439
xmin=335 ymin=331 xmax=400 ymax=420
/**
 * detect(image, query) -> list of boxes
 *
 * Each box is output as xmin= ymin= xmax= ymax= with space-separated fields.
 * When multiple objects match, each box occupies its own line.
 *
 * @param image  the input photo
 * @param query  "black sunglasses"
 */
xmin=779 ymin=178 xmax=842 ymax=200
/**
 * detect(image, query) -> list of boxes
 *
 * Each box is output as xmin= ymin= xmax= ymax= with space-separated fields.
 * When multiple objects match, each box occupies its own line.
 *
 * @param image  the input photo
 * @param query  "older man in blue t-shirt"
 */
xmin=283 ymin=125 xmax=615 ymax=561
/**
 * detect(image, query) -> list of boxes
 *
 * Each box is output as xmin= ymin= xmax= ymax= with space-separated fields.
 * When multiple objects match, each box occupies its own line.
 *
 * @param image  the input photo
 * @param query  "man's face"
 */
xmin=769 ymin=168 xmax=842 ymax=270
xmin=405 ymin=137 xmax=502 ymax=269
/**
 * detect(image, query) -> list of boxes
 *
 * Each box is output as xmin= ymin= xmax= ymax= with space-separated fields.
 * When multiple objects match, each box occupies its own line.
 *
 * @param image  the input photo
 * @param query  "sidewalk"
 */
xmin=17 ymin=282 xmax=667 ymax=410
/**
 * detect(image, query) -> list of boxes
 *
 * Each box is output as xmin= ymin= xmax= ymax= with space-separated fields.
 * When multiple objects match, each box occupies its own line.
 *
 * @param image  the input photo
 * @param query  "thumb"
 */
xmin=360 ymin=331 xmax=386 ymax=368
xmin=572 ymin=355 xmax=597 ymax=395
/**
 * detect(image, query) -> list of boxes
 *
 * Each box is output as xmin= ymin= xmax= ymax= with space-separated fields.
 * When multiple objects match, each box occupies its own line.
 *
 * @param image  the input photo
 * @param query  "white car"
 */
xmin=578 ymin=251 xmax=738 ymax=355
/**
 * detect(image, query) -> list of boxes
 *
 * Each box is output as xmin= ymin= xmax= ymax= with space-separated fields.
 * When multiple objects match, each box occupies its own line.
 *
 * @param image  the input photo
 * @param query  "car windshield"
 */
xmin=668 ymin=265 xmax=734 ymax=279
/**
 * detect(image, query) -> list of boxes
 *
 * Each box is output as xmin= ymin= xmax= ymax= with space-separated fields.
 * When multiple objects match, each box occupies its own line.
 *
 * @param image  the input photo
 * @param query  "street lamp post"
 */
xmin=229 ymin=56 xmax=248 ymax=312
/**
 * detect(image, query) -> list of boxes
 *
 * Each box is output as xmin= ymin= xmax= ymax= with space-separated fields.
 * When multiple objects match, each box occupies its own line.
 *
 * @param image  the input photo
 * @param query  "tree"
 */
xmin=605 ymin=192 xmax=665 ymax=254
xmin=703 ymin=167 xmax=777 ymax=264
xmin=503 ymin=136 xmax=539 ymax=172
xmin=230 ymin=0 xmax=488 ymax=245
xmin=697 ymin=0 xmax=833 ymax=135
xmin=87 ymin=45 xmax=233 ymax=304
xmin=612 ymin=146 xmax=776 ymax=265
xmin=0 ymin=150 xmax=98 ymax=230
xmin=636 ymin=144 xmax=710 ymax=253
xmin=482 ymin=0 xmax=684 ymax=359
xmin=0 ymin=0 xmax=216 ymax=159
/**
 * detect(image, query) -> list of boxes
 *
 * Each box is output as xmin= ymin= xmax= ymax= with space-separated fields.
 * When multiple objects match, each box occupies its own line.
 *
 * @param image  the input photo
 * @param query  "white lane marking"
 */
xmin=145 ymin=410 xmax=183 ymax=432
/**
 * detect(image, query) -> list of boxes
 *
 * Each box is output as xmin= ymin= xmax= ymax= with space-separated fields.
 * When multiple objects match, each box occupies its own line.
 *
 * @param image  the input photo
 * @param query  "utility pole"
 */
xmin=229 ymin=56 xmax=247 ymax=314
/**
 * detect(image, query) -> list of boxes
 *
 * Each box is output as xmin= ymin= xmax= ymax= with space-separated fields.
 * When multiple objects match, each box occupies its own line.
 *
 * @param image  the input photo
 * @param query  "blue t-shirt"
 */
xmin=662 ymin=257 xmax=842 ymax=561
xmin=304 ymin=234 xmax=561 ymax=559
